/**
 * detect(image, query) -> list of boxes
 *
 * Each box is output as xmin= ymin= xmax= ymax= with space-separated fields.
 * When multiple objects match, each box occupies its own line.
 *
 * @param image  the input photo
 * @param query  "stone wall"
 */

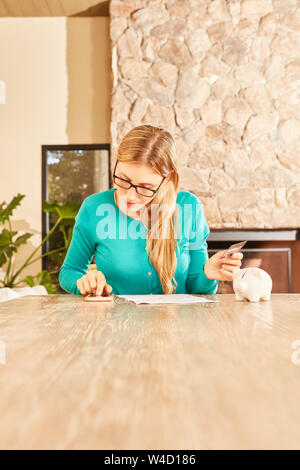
xmin=109 ymin=0 xmax=300 ymax=229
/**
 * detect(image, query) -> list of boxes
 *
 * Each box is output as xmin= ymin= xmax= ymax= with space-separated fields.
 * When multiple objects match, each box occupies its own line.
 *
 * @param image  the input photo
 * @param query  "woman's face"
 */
xmin=114 ymin=162 xmax=166 ymax=216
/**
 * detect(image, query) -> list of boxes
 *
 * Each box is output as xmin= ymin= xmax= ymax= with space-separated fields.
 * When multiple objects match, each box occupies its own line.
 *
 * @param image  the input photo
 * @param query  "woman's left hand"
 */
xmin=204 ymin=250 xmax=244 ymax=282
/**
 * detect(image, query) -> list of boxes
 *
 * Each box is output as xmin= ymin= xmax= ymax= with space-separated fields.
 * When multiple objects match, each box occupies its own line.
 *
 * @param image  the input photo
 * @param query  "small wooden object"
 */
xmin=84 ymin=294 xmax=114 ymax=302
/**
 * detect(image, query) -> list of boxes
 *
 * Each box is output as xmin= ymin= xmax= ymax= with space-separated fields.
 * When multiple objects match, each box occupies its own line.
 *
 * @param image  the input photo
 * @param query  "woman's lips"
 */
xmin=127 ymin=201 xmax=139 ymax=207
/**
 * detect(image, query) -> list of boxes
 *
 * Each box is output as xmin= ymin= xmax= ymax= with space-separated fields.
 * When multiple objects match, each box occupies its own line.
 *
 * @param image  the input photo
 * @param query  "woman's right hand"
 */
xmin=77 ymin=270 xmax=113 ymax=296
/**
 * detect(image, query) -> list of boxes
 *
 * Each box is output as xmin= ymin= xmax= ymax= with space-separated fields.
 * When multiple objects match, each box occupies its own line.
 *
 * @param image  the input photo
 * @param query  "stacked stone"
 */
xmin=110 ymin=0 xmax=300 ymax=228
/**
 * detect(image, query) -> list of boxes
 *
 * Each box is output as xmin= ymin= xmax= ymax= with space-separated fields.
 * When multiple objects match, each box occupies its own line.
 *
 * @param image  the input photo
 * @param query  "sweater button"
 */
xmin=148 ymin=272 xmax=151 ymax=275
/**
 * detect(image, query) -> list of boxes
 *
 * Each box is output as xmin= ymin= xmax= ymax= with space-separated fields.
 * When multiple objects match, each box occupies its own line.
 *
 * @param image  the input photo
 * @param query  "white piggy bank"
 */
xmin=232 ymin=267 xmax=272 ymax=302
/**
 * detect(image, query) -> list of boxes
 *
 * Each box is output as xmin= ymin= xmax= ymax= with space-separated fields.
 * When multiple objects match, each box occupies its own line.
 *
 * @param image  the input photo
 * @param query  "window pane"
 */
xmin=43 ymin=146 xmax=110 ymax=292
xmin=47 ymin=148 xmax=110 ymax=203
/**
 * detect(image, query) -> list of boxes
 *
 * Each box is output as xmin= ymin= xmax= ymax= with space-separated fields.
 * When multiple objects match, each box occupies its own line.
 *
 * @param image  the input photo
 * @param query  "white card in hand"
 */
xmin=220 ymin=240 xmax=248 ymax=259
xmin=116 ymin=294 xmax=217 ymax=304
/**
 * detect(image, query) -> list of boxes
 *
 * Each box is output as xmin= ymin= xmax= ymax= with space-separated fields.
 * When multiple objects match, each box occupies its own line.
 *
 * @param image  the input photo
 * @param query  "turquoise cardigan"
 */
xmin=58 ymin=188 xmax=219 ymax=296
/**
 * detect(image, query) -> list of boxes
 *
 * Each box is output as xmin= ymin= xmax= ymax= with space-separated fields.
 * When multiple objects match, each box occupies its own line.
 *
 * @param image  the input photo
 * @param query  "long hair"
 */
xmin=116 ymin=125 xmax=180 ymax=294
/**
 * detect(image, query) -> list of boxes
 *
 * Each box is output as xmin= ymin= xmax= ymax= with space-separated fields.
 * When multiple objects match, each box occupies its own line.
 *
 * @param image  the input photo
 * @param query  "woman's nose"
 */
xmin=127 ymin=186 xmax=137 ymax=199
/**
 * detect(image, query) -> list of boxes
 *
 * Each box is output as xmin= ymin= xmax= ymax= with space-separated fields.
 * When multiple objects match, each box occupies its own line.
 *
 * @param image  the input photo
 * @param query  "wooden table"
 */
xmin=0 ymin=293 xmax=300 ymax=450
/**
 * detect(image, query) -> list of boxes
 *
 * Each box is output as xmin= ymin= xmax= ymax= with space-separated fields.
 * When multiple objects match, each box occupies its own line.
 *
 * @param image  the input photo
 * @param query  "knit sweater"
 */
xmin=58 ymin=188 xmax=219 ymax=296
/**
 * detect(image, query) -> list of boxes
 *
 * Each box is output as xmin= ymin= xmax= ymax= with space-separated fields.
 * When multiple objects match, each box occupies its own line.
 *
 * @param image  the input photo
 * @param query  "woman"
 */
xmin=58 ymin=125 xmax=243 ymax=297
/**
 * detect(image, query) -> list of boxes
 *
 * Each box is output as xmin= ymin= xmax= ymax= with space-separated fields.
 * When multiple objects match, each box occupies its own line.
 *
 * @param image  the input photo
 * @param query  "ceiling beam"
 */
xmin=0 ymin=0 xmax=108 ymax=17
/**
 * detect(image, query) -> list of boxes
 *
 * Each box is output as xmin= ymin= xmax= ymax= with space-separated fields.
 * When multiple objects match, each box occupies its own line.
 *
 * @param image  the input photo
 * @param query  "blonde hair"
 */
xmin=116 ymin=125 xmax=180 ymax=294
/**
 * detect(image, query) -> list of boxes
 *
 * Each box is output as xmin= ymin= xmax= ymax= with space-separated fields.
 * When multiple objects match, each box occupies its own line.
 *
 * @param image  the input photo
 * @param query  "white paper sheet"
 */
xmin=0 ymin=286 xmax=48 ymax=303
xmin=116 ymin=294 xmax=218 ymax=304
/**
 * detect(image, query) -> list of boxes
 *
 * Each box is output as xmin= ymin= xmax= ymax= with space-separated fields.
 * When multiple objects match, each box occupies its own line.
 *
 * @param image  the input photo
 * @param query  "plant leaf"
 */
xmin=36 ymin=270 xmax=57 ymax=294
xmin=14 ymin=232 xmax=33 ymax=247
xmin=0 ymin=251 xmax=7 ymax=267
xmin=0 ymin=229 xmax=11 ymax=247
xmin=43 ymin=200 xmax=80 ymax=219
xmin=55 ymin=201 xmax=81 ymax=219
xmin=5 ymin=246 xmax=16 ymax=257
xmin=42 ymin=200 xmax=60 ymax=214
xmin=0 ymin=194 xmax=26 ymax=224
xmin=24 ymin=275 xmax=35 ymax=287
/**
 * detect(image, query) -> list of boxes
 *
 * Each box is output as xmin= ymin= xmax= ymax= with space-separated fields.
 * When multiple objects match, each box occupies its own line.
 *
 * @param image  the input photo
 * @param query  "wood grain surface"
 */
xmin=0 ymin=294 xmax=300 ymax=450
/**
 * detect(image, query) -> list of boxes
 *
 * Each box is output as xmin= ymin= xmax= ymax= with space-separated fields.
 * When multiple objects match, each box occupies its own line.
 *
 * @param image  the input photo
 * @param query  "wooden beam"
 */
xmin=61 ymin=0 xmax=93 ymax=17
xmin=46 ymin=0 xmax=66 ymax=16
xmin=0 ymin=0 xmax=107 ymax=17
xmin=70 ymin=1 xmax=109 ymax=17
xmin=18 ymin=0 xmax=51 ymax=17
xmin=0 ymin=0 xmax=10 ymax=16
xmin=1 ymin=0 xmax=24 ymax=16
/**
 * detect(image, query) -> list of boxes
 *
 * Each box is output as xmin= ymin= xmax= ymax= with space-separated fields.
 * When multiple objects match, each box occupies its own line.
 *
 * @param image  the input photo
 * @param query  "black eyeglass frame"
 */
xmin=112 ymin=160 xmax=166 ymax=198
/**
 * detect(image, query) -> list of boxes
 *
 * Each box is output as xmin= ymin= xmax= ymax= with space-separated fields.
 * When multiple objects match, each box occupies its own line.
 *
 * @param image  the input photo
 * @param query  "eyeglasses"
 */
xmin=112 ymin=160 xmax=166 ymax=198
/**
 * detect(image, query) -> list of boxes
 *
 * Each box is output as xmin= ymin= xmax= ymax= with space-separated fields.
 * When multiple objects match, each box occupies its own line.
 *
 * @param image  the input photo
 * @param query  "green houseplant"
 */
xmin=0 ymin=193 xmax=80 ymax=294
